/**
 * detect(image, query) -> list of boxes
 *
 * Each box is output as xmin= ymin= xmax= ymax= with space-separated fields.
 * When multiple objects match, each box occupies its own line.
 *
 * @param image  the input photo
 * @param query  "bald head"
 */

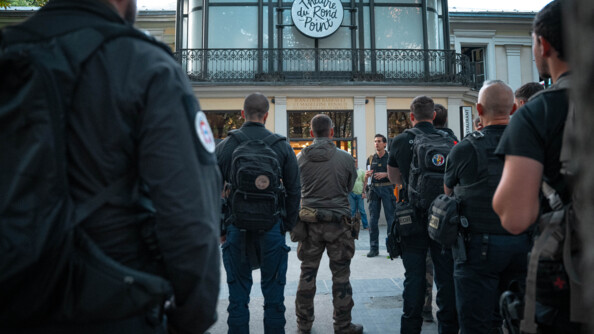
xmin=478 ymin=80 xmax=515 ymax=119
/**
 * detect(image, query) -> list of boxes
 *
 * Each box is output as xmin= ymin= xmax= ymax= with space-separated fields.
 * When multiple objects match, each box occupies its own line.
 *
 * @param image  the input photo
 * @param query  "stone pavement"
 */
xmin=206 ymin=206 xmax=439 ymax=334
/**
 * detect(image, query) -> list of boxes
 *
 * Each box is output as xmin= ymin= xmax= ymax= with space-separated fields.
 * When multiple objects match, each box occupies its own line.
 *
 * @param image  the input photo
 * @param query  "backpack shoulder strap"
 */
xmin=227 ymin=129 xmax=250 ymax=144
xmin=403 ymin=127 xmax=423 ymax=138
xmin=465 ymin=131 xmax=488 ymax=176
xmin=262 ymin=133 xmax=286 ymax=147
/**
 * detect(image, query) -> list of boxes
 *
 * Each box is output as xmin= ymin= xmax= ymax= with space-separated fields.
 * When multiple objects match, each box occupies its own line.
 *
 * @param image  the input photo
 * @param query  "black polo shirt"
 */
xmin=495 ymin=74 xmax=571 ymax=205
xmin=367 ymin=151 xmax=390 ymax=184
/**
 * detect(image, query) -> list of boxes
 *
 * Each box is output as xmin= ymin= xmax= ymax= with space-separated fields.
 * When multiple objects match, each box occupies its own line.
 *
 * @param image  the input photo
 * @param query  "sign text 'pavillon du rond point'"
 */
xmin=291 ymin=0 xmax=344 ymax=39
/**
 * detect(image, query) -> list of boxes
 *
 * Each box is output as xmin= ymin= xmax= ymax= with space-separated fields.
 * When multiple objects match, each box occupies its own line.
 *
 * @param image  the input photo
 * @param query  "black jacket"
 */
xmin=216 ymin=122 xmax=301 ymax=232
xmin=7 ymin=1 xmax=222 ymax=332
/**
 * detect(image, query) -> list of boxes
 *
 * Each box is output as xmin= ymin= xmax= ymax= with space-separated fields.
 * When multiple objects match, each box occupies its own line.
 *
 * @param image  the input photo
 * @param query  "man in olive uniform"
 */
xmin=295 ymin=114 xmax=362 ymax=334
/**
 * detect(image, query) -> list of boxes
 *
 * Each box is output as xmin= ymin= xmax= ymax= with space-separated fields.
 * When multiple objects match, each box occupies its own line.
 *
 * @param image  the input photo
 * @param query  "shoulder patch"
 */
xmin=194 ymin=111 xmax=216 ymax=153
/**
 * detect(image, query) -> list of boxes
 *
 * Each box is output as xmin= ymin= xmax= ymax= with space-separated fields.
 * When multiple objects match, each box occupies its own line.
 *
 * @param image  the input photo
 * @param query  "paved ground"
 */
xmin=207 ymin=205 xmax=438 ymax=334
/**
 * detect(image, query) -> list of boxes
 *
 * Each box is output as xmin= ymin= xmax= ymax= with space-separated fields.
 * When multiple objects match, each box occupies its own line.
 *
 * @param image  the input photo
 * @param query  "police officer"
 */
xmin=493 ymin=0 xmax=586 ymax=331
xmin=0 ymin=0 xmax=222 ymax=332
xmin=387 ymin=96 xmax=458 ymax=334
xmin=365 ymin=134 xmax=396 ymax=257
xmin=295 ymin=114 xmax=362 ymax=334
xmin=444 ymin=80 xmax=531 ymax=334
xmin=216 ymin=93 xmax=301 ymax=333
xmin=433 ymin=104 xmax=459 ymax=143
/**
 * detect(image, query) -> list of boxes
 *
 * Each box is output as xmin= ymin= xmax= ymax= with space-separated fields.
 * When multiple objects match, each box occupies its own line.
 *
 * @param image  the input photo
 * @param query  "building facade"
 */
xmin=0 ymin=4 xmax=538 ymax=169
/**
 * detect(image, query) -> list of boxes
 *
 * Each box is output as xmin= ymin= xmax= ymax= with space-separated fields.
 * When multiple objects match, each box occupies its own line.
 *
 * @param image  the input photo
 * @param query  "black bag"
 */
xmin=386 ymin=216 xmax=402 ymax=260
xmin=393 ymin=200 xmax=422 ymax=237
xmin=228 ymin=130 xmax=286 ymax=231
xmin=405 ymin=128 xmax=454 ymax=210
xmin=0 ymin=25 xmax=173 ymax=324
xmin=428 ymin=194 xmax=461 ymax=248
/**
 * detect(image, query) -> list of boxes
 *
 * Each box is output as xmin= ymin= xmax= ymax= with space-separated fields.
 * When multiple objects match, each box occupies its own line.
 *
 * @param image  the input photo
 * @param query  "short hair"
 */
xmin=533 ymin=0 xmax=565 ymax=60
xmin=243 ymin=93 xmax=269 ymax=120
xmin=433 ymin=104 xmax=448 ymax=128
xmin=311 ymin=114 xmax=333 ymax=138
xmin=374 ymin=134 xmax=387 ymax=143
xmin=479 ymin=80 xmax=514 ymax=116
xmin=515 ymin=82 xmax=544 ymax=102
xmin=410 ymin=96 xmax=435 ymax=122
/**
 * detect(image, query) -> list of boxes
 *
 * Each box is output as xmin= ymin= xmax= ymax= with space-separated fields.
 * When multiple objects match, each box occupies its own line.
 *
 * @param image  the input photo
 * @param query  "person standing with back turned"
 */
xmin=295 ymin=114 xmax=362 ymax=334
xmin=445 ymin=80 xmax=530 ymax=333
xmin=493 ymin=0 xmax=586 ymax=332
xmin=0 ymin=0 xmax=222 ymax=333
xmin=216 ymin=93 xmax=301 ymax=334
xmin=387 ymin=96 xmax=458 ymax=334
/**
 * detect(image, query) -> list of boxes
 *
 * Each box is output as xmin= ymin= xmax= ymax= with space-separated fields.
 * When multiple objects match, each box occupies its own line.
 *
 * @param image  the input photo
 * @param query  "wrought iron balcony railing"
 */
xmin=174 ymin=48 xmax=474 ymax=86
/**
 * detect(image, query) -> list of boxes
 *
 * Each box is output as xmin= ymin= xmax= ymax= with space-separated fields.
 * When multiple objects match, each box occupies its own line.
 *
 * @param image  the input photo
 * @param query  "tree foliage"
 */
xmin=0 ymin=0 xmax=48 ymax=9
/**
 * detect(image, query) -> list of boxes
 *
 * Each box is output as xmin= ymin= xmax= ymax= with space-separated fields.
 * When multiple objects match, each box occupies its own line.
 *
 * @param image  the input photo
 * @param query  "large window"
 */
xmin=287 ymin=110 xmax=355 ymax=156
xmin=387 ymin=110 xmax=412 ymax=139
xmin=205 ymin=111 xmax=244 ymax=143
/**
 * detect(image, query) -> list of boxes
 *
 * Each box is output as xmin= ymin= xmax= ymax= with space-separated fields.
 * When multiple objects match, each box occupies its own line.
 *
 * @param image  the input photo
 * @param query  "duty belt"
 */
xmin=372 ymin=182 xmax=393 ymax=187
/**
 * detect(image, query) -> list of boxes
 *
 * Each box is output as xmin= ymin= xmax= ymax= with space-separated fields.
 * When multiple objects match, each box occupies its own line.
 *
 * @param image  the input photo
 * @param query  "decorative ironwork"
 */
xmin=174 ymin=48 xmax=474 ymax=87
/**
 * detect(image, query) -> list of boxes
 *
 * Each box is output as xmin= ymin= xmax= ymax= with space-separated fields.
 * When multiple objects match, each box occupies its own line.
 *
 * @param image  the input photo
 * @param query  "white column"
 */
xmin=447 ymin=97 xmax=463 ymax=139
xmin=353 ymin=96 xmax=367 ymax=170
xmin=274 ymin=96 xmax=287 ymax=136
xmin=374 ymin=96 xmax=387 ymax=138
xmin=486 ymin=40 xmax=496 ymax=81
xmin=506 ymin=45 xmax=522 ymax=91
xmin=532 ymin=58 xmax=540 ymax=83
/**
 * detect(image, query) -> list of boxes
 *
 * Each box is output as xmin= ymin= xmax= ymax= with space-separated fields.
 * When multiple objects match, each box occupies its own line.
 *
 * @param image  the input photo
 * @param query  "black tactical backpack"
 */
xmin=227 ymin=130 xmax=286 ymax=231
xmin=405 ymin=127 xmax=455 ymax=210
xmin=0 ymin=24 xmax=173 ymax=325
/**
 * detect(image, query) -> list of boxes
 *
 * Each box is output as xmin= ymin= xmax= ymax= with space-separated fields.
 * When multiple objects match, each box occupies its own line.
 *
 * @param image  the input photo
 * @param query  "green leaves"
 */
xmin=1 ymin=0 xmax=48 ymax=9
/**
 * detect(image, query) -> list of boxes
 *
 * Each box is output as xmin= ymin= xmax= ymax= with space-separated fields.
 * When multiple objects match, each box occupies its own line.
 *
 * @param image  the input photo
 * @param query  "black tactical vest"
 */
xmin=454 ymin=129 xmax=509 ymax=235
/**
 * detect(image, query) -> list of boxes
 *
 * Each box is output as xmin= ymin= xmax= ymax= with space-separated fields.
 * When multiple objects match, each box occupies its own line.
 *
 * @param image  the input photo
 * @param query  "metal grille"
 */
xmin=174 ymin=48 xmax=473 ymax=86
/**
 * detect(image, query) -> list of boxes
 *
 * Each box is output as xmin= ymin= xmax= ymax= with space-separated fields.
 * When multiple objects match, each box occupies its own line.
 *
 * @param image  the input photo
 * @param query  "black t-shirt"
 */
xmin=367 ymin=152 xmax=390 ymax=183
xmin=495 ymin=81 xmax=570 ymax=204
xmin=445 ymin=125 xmax=507 ymax=189
xmin=388 ymin=122 xmax=438 ymax=185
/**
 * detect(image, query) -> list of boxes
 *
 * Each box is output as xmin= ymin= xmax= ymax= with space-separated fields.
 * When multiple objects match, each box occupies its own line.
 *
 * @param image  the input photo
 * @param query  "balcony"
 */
xmin=174 ymin=48 xmax=475 ymax=87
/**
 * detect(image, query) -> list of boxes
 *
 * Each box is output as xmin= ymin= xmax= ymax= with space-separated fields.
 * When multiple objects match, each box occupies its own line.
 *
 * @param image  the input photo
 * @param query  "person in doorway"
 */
xmin=349 ymin=159 xmax=369 ymax=230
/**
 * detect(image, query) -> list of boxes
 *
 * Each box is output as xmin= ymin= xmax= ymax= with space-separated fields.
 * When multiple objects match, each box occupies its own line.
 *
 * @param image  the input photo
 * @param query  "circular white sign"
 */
xmin=194 ymin=111 xmax=216 ymax=154
xmin=291 ymin=0 xmax=344 ymax=39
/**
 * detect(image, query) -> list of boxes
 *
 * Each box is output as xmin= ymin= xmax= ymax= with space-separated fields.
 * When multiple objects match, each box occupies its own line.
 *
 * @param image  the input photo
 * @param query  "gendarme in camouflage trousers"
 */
xmin=295 ymin=221 xmax=355 ymax=332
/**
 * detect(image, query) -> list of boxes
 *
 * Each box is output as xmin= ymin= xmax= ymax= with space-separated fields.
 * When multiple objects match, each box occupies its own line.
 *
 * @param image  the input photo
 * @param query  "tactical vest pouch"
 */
xmin=428 ymin=194 xmax=461 ymax=248
xmin=299 ymin=206 xmax=319 ymax=223
xmin=346 ymin=214 xmax=360 ymax=239
xmin=387 ymin=218 xmax=402 ymax=260
xmin=394 ymin=201 xmax=422 ymax=237
xmin=290 ymin=219 xmax=308 ymax=242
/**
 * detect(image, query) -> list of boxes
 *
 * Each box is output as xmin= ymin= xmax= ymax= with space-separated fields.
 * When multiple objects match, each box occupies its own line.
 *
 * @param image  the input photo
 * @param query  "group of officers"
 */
xmin=3 ymin=0 xmax=581 ymax=333
xmin=216 ymin=1 xmax=583 ymax=334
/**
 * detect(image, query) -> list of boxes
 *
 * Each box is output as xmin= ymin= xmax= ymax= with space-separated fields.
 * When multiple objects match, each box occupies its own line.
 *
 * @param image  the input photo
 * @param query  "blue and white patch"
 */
xmin=194 ymin=111 xmax=216 ymax=154
xmin=432 ymin=153 xmax=445 ymax=167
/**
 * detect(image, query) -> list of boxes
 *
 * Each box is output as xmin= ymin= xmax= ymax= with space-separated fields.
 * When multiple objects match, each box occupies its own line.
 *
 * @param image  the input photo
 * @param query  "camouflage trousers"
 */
xmin=295 ymin=221 xmax=356 ymax=332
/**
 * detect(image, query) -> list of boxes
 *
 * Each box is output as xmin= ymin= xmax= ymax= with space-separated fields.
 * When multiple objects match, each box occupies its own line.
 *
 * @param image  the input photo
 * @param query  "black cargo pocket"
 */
xmin=221 ymin=242 xmax=236 ymax=284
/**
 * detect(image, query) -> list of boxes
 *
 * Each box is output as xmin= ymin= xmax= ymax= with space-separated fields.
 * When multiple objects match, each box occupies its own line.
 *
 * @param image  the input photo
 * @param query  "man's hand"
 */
xmin=365 ymin=169 xmax=373 ymax=178
xmin=362 ymin=191 xmax=366 ymax=199
xmin=220 ymin=235 xmax=227 ymax=244
xmin=374 ymin=172 xmax=388 ymax=180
